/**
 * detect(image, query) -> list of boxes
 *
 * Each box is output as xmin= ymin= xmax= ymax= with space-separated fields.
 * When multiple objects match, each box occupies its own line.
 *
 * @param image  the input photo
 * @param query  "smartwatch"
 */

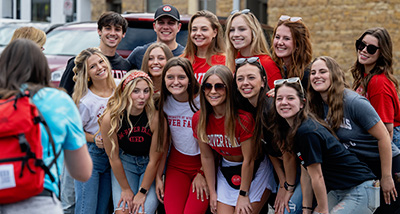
xmin=139 ymin=187 xmax=148 ymax=195
xmin=239 ymin=190 xmax=249 ymax=196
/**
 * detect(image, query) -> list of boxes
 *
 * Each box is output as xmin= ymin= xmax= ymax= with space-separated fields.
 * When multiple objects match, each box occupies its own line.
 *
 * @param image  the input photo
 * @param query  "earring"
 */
xmin=88 ymin=77 xmax=91 ymax=82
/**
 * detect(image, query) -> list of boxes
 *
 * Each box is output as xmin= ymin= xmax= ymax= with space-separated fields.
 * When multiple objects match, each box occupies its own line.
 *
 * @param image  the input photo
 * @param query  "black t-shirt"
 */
xmin=59 ymin=52 xmax=131 ymax=96
xmin=117 ymin=111 xmax=152 ymax=156
xmin=295 ymin=118 xmax=375 ymax=191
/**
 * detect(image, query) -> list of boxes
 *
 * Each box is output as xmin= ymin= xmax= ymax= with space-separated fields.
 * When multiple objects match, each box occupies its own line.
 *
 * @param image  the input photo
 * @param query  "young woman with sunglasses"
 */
xmin=272 ymin=78 xmax=378 ymax=214
xmin=233 ymin=58 xmax=299 ymax=214
xmin=192 ymin=65 xmax=274 ymax=214
xmin=141 ymin=43 xmax=173 ymax=94
xmin=350 ymin=28 xmax=400 ymax=151
xmin=226 ymin=9 xmax=281 ymax=89
xmin=99 ymin=71 xmax=167 ymax=214
xmin=182 ymin=10 xmax=226 ymax=84
xmin=271 ymin=15 xmax=312 ymax=90
xmin=309 ymin=56 xmax=400 ymax=213
xmin=155 ymin=57 xmax=209 ymax=213
xmin=71 ymin=47 xmax=117 ymax=214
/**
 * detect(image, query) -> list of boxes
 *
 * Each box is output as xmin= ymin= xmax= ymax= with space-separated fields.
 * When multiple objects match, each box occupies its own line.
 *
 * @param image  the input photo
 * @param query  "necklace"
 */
xmin=130 ymin=111 xmax=144 ymax=127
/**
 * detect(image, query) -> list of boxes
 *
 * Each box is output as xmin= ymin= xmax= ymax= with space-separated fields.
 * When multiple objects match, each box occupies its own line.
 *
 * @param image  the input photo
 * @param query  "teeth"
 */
xmin=151 ymin=67 xmax=161 ymax=70
xmin=97 ymin=70 xmax=105 ymax=75
xmin=243 ymin=88 xmax=252 ymax=92
xmin=161 ymin=32 xmax=171 ymax=35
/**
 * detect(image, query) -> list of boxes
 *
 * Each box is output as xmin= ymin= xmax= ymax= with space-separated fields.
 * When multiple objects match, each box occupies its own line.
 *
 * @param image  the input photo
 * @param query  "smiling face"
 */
xmin=275 ymin=85 xmax=303 ymax=126
xmin=204 ymin=74 xmax=226 ymax=108
xmin=310 ymin=59 xmax=331 ymax=95
xmin=153 ymin=16 xmax=181 ymax=44
xmin=165 ymin=65 xmax=189 ymax=101
xmin=148 ymin=47 xmax=167 ymax=77
xmin=236 ymin=63 xmax=264 ymax=106
xmin=130 ymin=79 xmax=151 ymax=115
xmin=87 ymin=54 xmax=109 ymax=81
xmin=190 ymin=16 xmax=217 ymax=49
xmin=98 ymin=24 xmax=125 ymax=49
xmin=229 ymin=15 xmax=252 ymax=55
xmin=273 ymin=25 xmax=294 ymax=61
xmin=357 ymin=34 xmax=380 ymax=72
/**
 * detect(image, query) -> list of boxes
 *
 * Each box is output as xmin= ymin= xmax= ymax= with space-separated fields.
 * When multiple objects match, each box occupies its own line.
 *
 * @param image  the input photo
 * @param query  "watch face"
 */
xmin=139 ymin=187 xmax=147 ymax=194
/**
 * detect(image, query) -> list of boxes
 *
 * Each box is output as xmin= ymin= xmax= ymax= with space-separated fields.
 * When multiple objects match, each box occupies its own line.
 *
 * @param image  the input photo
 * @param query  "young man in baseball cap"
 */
xmin=127 ymin=4 xmax=184 ymax=69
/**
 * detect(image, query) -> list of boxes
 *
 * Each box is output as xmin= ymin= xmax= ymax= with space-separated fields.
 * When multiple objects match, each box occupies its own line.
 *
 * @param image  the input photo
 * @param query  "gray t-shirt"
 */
xmin=323 ymin=89 xmax=400 ymax=162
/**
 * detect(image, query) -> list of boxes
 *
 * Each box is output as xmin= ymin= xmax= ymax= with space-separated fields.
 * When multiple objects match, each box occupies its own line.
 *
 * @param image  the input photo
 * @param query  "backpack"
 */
xmin=0 ymin=90 xmax=60 ymax=204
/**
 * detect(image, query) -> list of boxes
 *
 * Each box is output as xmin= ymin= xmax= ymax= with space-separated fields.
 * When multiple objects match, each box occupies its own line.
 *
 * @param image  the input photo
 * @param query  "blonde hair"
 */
xmin=99 ymin=70 xmax=157 ymax=156
xmin=225 ymin=12 xmax=271 ymax=71
xmin=11 ymin=27 xmax=46 ymax=48
xmin=197 ymin=65 xmax=238 ymax=147
xmin=182 ymin=10 xmax=225 ymax=66
xmin=72 ymin=47 xmax=115 ymax=106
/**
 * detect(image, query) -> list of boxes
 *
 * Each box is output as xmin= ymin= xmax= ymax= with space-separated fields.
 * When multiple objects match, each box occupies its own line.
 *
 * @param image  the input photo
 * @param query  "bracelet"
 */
xmin=93 ymin=136 xmax=96 ymax=143
xmin=284 ymin=181 xmax=295 ymax=192
xmin=197 ymin=169 xmax=204 ymax=176
xmin=302 ymin=206 xmax=313 ymax=210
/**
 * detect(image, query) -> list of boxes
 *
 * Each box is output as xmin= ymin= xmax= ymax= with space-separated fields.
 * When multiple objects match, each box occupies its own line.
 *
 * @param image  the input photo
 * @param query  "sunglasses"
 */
xmin=202 ymin=83 xmax=226 ymax=93
xmin=274 ymin=77 xmax=304 ymax=94
xmin=235 ymin=57 xmax=260 ymax=66
xmin=356 ymin=39 xmax=379 ymax=55
xmin=279 ymin=15 xmax=302 ymax=22
xmin=230 ymin=9 xmax=250 ymax=15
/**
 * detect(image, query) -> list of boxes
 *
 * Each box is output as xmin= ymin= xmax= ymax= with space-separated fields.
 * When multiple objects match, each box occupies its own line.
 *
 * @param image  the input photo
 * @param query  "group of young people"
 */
xmin=1 ymin=3 xmax=400 ymax=214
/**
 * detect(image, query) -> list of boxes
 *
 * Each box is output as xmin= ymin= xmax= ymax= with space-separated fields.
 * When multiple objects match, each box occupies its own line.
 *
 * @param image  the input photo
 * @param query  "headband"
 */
xmin=122 ymin=71 xmax=153 ymax=91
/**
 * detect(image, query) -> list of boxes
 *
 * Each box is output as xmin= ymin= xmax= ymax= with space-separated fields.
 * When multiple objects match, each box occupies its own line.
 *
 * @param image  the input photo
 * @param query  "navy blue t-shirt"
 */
xmin=295 ymin=118 xmax=375 ymax=191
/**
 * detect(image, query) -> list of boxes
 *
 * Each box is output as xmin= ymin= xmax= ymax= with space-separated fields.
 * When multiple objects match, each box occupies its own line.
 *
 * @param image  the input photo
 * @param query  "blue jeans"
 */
xmin=392 ymin=126 xmax=400 ymax=149
xmin=111 ymin=150 xmax=158 ymax=214
xmin=328 ymin=180 xmax=379 ymax=214
xmin=75 ymin=143 xmax=112 ymax=214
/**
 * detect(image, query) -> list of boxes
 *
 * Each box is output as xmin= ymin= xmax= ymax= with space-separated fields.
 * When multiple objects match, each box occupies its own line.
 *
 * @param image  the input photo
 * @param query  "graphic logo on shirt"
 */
xmin=112 ymin=69 xmax=127 ymax=79
xmin=342 ymin=141 xmax=357 ymax=149
xmin=297 ymin=152 xmax=304 ymax=165
xmin=118 ymin=126 xmax=151 ymax=143
xmin=168 ymin=115 xmax=192 ymax=128
xmin=339 ymin=118 xmax=352 ymax=130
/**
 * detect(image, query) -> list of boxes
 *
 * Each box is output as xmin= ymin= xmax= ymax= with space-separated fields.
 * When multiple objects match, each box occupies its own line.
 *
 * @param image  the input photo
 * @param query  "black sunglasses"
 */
xmin=202 ymin=83 xmax=226 ymax=92
xmin=356 ymin=40 xmax=379 ymax=55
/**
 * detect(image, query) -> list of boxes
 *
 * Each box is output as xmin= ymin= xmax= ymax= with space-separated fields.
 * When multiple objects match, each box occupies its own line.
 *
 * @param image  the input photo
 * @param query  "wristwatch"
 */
xmin=139 ymin=187 xmax=148 ymax=195
xmin=239 ymin=190 xmax=249 ymax=197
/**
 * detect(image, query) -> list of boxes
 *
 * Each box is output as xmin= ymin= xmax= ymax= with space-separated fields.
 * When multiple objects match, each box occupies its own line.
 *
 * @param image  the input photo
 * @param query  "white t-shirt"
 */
xmin=79 ymin=89 xmax=112 ymax=135
xmin=163 ymin=95 xmax=200 ymax=156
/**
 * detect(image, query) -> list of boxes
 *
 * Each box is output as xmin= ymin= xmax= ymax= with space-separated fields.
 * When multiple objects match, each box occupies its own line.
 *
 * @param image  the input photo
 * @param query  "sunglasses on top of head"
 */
xmin=279 ymin=15 xmax=302 ymax=22
xmin=202 ymin=83 xmax=226 ymax=93
xmin=235 ymin=57 xmax=260 ymax=66
xmin=230 ymin=9 xmax=250 ymax=15
xmin=274 ymin=77 xmax=305 ymax=94
xmin=355 ymin=39 xmax=379 ymax=55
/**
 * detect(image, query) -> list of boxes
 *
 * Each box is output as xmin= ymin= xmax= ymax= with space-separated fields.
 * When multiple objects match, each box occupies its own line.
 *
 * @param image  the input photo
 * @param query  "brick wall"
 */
xmin=268 ymin=0 xmax=400 ymax=77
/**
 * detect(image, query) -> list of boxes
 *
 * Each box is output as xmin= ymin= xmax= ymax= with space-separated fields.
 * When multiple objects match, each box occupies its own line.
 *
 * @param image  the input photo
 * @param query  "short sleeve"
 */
xmin=349 ymin=93 xmax=381 ymax=130
xmin=192 ymin=111 xmax=200 ymax=139
xmin=78 ymin=102 xmax=91 ymax=128
xmin=237 ymin=111 xmax=254 ymax=143
xmin=297 ymin=132 xmax=323 ymax=167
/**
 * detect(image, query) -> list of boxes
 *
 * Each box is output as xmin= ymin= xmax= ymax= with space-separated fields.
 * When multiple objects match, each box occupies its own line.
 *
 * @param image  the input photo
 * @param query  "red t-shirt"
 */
xmin=237 ymin=53 xmax=281 ymax=89
xmin=188 ymin=54 xmax=226 ymax=84
xmin=192 ymin=109 xmax=254 ymax=156
xmin=356 ymin=73 xmax=400 ymax=127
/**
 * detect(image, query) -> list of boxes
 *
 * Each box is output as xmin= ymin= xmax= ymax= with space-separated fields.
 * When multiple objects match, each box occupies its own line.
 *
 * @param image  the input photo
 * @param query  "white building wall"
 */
xmin=76 ymin=0 xmax=91 ymax=22
xmin=51 ymin=0 xmax=66 ymax=23
xmin=20 ymin=0 xmax=31 ymax=21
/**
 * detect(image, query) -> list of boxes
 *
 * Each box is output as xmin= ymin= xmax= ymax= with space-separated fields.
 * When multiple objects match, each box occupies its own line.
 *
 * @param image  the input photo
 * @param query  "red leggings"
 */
xmin=163 ymin=145 xmax=209 ymax=214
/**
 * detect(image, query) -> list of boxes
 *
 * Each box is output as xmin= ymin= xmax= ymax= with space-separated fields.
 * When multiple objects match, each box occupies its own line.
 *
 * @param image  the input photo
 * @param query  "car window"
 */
xmin=0 ymin=25 xmax=19 ymax=46
xmin=43 ymin=29 xmax=99 ymax=55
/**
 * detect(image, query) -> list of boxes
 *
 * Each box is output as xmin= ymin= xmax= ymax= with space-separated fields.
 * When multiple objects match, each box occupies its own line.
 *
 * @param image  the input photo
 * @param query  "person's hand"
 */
xmin=234 ymin=195 xmax=252 ymax=214
xmin=132 ymin=192 xmax=146 ymax=214
xmin=267 ymin=88 xmax=275 ymax=97
xmin=209 ymin=191 xmax=218 ymax=214
xmin=94 ymin=135 xmax=104 ymax=149
xmin=192 ymin=173 xmax=209 ymax=202
xmin=117 ymin=189 xmax=134 ymax=213
xmin=274 ymin=187 xmax=294 ymax=213
xmin=381 ymin=175 xmax=398 ymax=204
xmin=156 ymin=175 xmax=165 ymax=203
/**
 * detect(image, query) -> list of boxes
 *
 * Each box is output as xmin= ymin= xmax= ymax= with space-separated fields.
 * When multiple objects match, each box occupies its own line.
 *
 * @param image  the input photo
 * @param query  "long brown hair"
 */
xmin=182 ymin=10 xmax=225 ymax=66
xmin=271 ymin=19 xmax=312 ymax=80
xmin=0 ymin=39 xmax=50 ymax=98
xmin=308 ymin=56 xmax=347 ymax=131
xmin=350 ymin=27 xmax=399 ymax=94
